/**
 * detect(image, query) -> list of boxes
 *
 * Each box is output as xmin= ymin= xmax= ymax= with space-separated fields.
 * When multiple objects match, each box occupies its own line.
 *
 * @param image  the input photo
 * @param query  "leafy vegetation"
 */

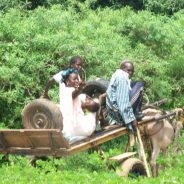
xmin=0 ymin=1 xmax=184 ymax=183
xmin=1 ymin=0 xmax=184 ymax=15
xmin=0 ymin=133 xmax=184 ymax=183
xmin=1 ymin=4 xmax=184 ymax=127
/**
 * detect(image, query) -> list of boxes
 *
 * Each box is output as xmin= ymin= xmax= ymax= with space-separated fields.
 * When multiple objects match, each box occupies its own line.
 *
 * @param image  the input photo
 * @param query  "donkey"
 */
xmin=140 ymin=108 xmax=183 ymax=177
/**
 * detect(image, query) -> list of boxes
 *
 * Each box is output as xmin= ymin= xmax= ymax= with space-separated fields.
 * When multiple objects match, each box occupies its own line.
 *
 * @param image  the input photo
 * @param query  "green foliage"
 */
xmin=144 ymin=0 xmax=184 ymax=15
xmin=0 ymin=0 xmax=26 ymax=12
xmin=1 ymin=5 xmax=184 ymax=127
xmin=0 ymin=133 xmax=184 ymax=183
xmin=1 ymin=0 xmax=184 ymax=15
xmin=0 ymin=3 xmax=184 ymax=183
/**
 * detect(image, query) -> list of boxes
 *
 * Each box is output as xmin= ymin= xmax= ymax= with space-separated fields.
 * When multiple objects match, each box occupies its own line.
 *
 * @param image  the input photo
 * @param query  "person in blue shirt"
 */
xmin=106 ymin=59 xmax=144 ymax=131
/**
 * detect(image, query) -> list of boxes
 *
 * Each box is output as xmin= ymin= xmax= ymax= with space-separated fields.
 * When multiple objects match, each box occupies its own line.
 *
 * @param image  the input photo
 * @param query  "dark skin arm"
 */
xmin=72 ymin=80 xmax=86 ymax=99
xmin=132 ymin=119 xmax=138 ymax=131
xmin=42 ymin=77 xmax=55 ymax=99
xmin=99 ymin=93 xmax=106 ymax=105
xmin=72 ymin=88 xmax=81 ymax=99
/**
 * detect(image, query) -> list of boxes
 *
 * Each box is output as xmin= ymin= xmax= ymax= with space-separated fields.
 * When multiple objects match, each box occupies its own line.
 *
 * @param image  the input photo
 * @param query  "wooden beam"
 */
xmin=109 ymin=152 xmax=137 ymax=162
xmin=20 ymin=130 xmax=34 ymax=148
xmin=67 ymin=126 xmax=128 ymax=155
xmin=48 ymin=132 xmax=54 ymax=150
xmin=0 ymin=111 xmax=179 ymax=157
xmin=0 ymin=147 xmax=68 ymax=156
xmin=64 ymin=111 xmax=179 ymax=156
xmin=0 ymin=132 xmax=8 ymax=149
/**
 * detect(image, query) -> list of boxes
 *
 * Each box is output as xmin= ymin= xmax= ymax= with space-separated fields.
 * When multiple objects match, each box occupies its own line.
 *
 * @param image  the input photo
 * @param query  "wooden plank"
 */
xmin=48 ymin=132 xmax=54 ymax=150
xmin=0 ymin=129 xmax=60 ymax=133
xmin=0 ymin=132 xmax=8 ymax=149
xmin=20 ymin=130 xmax=35 ymax=148
xmin=136 ymin=127 xmax=151 ymax=177
xmin=0 ymin=111 xmax=178 ymax=156
xmin=66 ymin=126 xmax=128 ymax=155
xmin=0 ymin=147 xmax=68 ymax=156
xmin=109 ymin=152 xmax=137 ymax=162
xmin=56 ymin=132 xmax=70 ymax=149
xmin=0 ymin=129 xmax=70 ymax=151
xmin=20 ymin=130 xmax=70 ymax=148
xmin=1 ymin=132 xmax=31 ymax=148
xmin=63 ymin=112 xmax=178 ymax=156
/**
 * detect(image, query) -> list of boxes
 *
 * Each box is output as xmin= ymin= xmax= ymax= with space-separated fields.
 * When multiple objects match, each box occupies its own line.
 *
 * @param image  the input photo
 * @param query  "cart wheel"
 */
xmin=22 ymin=98 xmax=63 ymax=130
xmin=81 ymin=78 xmax=109 ymax=98
xmin=117 ymin=158 xmax=147 ymax=177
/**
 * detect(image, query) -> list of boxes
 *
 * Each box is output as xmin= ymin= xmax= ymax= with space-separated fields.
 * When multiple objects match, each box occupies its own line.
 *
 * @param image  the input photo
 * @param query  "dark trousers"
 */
xmin=129 ymin=81 xmax=144 ymax=114
xmin=106 ymin=81 xmax=144 ymax=127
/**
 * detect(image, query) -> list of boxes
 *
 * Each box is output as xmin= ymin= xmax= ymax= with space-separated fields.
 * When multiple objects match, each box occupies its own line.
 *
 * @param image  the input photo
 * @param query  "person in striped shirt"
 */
xmin=106 ymin=60 xmax=144 ymax=132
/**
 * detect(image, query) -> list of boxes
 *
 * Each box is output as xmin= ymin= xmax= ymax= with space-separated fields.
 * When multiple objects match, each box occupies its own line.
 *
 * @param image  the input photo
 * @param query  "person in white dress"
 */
xmin=59 ymin=68 xmax=100 ymax=143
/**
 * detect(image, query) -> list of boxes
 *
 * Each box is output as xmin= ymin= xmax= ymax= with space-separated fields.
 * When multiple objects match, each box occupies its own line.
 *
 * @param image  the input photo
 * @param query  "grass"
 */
xmin=0 ymin=132 xmax=184 ymax=184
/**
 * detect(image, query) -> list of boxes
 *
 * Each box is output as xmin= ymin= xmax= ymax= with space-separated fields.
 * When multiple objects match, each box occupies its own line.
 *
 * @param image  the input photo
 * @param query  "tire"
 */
xmin=81 ymin=78 xmax=109 ymax=98
xmin=117 ymin=158 xmax=147 ymax=177
xmin=22 ymin=98 xmax=63 ymax=130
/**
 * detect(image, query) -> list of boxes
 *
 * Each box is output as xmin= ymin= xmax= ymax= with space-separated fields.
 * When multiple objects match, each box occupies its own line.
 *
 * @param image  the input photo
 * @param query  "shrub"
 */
xmin=1 ymin=5 xmax=184 ymax=127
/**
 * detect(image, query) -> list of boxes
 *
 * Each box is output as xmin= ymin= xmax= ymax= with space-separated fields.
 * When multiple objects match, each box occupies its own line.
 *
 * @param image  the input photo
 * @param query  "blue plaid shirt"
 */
xmin=106 ymin=69 xmax=135 ymax=126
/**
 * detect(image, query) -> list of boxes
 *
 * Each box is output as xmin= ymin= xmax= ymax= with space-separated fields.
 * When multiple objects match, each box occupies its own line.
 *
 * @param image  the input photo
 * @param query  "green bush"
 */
xmin=0 ymin=132 xmax=184 ymax=183
xmin=1 ymin=0 xmax=184 ymax=15
xmin=144 ymin=0 xmax=184 ymax=15
xmin=1 ymin=5 xmax=184 ymax=127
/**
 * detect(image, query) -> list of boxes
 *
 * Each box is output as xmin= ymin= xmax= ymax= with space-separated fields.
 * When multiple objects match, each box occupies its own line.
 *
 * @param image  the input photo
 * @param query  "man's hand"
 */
xmin=99 ymin=93 xmax=106 ymax=104
xmin=79 ymin=80 xmax=86 ymax=89
xmin=132 ymin=119 xmax=138 ymax=130
xmin=74 ymin=80 xmax=86 ymax=91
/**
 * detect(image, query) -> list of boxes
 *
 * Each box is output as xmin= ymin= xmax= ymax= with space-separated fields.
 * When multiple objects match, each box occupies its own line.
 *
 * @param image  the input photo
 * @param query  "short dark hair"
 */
xmin=70 ymin=56 xmax=83 ymax=65
xmin=120 ymin=59 xmax=133 ymax=69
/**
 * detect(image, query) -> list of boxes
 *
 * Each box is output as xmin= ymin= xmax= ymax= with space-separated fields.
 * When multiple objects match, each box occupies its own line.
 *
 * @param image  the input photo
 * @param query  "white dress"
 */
xmin=59 ymin=83 xmax=96 ymax=143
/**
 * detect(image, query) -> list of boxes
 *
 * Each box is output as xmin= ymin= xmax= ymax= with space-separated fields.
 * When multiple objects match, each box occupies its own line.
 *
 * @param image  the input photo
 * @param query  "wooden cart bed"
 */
xmin=0 ymin=111 xmax=177 ymax=157
xmin=0 ymin=125 xmax=127 ymax=157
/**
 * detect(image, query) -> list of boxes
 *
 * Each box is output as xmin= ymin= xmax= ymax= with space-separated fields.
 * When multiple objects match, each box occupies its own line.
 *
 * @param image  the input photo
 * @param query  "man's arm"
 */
xmin=43 ymin=77 xmax=55 ymax=99
xmin=99 ymin=93 xmax=106 ymax=105
xmin=72 ymin=80 xmax=86 ymax=99
xmin=43 ymin=71 xmax=63 ymax=99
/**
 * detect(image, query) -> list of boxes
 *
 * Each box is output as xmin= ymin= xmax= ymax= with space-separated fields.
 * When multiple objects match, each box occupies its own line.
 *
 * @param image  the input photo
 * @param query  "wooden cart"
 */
xmin=0 ymin=103 xmax=177 ymax=177
xmin=0 ymin=79 xmax=179 ymax=177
